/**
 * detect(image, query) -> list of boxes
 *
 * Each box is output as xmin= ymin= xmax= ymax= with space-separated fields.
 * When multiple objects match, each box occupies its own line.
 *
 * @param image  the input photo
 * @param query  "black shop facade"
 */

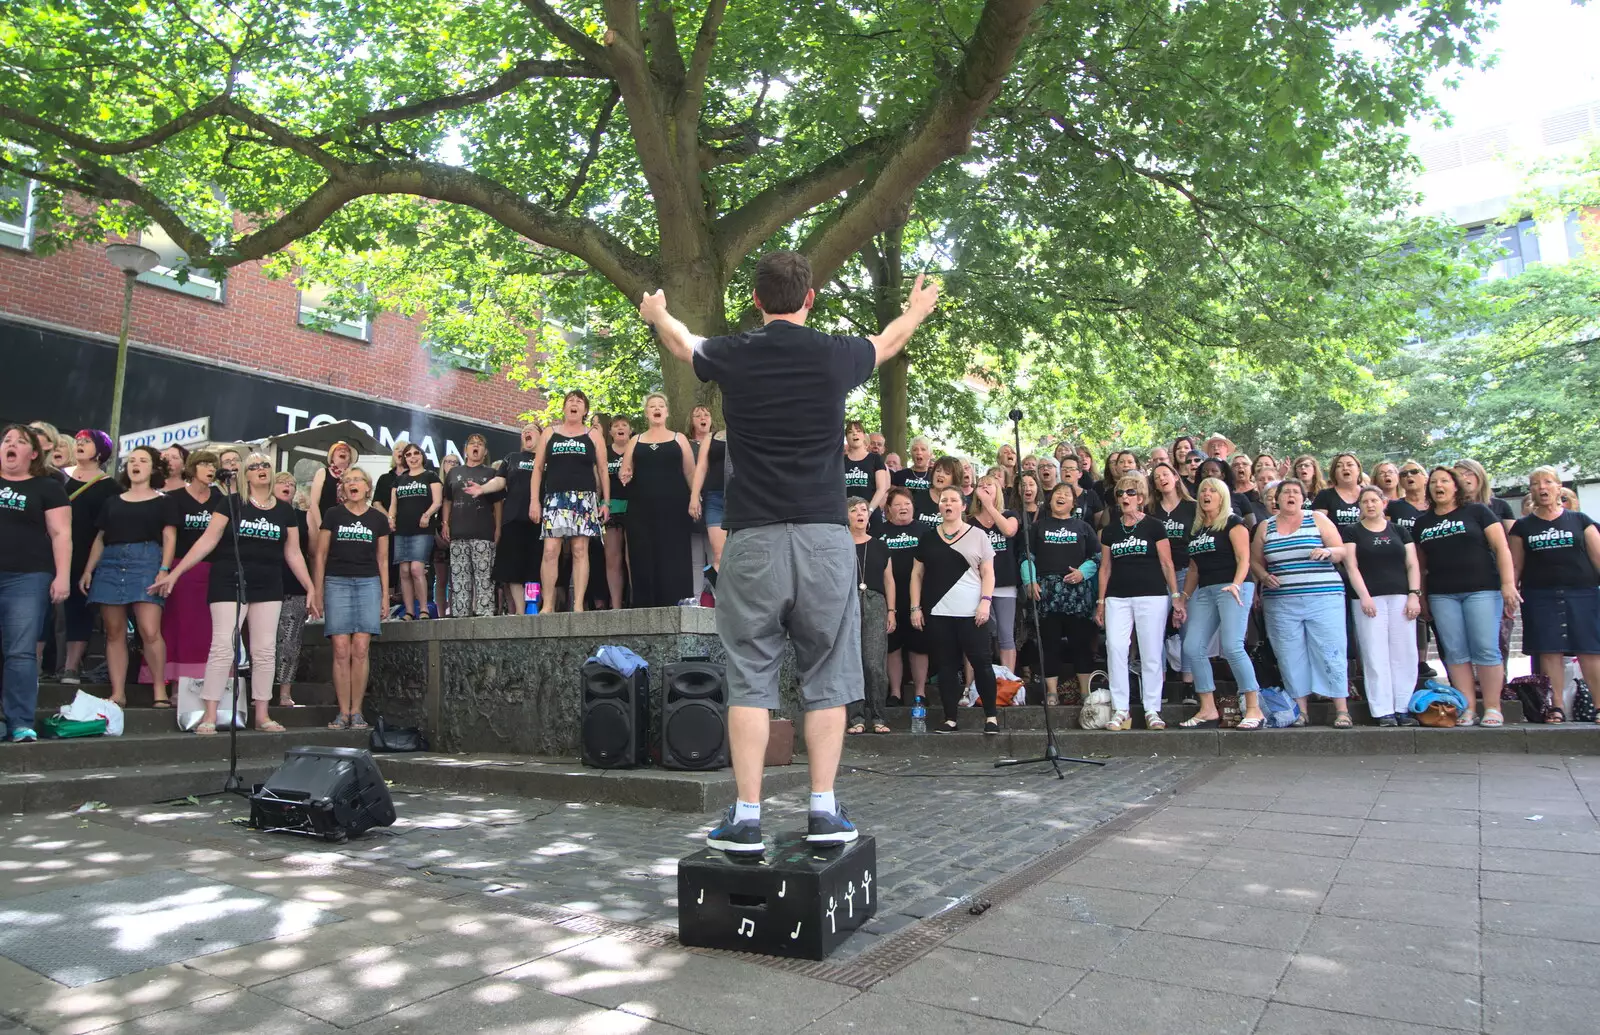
xmin=0 ymin=318 xmax=521 ymax=465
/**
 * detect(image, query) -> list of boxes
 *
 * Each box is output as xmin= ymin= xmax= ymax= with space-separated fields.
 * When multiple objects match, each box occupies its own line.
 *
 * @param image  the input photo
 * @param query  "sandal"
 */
xmin=1332 ymin=713 xmax=1353 ymax=729
xmin=1543 ymin=709 xmax=1564 ymax=725
xmin=328 ymin=714 xmax=351 ymax=730
xmin=846 ymin=723 xmax=866 ymax=736
xmin=1291 ymin=713 xmax=1308 ymax=727
xmin=257 ymin=719 xmax=287 ymax=733
xmin=1234 ymin=716 xmax=1264 ymax=731
xmin=1481 ymin=708 xmax=1505 ymax=727
xmin=1456 ymin=711 xmax=1477 ymax=728
xmin=872 ymin=722 xmax=892 ymax=735
xmin=1178 ymin=716 xmax=1219 ymax=729
xmin=277 ymin=696 xmax=297 ymax=708
xmin=1146 ymin=714 xmax=1167 ymax=731
xmin=349 ymin=713 xmax=370 ymax=731
xmin=194 ymin=722 xmax=217 ymax=736
xmin=1106 ymin=711 xmax=1131 ymax=732
xmin=152 ymin=696 xmax=172 ymax=708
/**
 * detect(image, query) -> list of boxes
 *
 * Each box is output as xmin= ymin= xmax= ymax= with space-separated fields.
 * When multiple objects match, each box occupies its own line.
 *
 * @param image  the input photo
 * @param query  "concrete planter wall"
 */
xmin=301 ymin=608 xmax=804 ymax=757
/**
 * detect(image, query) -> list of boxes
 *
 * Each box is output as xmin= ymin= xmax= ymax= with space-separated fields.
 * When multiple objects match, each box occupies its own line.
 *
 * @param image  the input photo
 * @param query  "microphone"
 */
xmin=218 ymin=468 xmax=237 ymax=484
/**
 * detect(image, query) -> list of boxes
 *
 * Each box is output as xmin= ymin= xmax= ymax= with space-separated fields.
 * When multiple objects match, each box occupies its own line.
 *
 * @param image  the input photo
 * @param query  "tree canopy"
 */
xmin=1 ymin=0 xmax=1497 ymax=435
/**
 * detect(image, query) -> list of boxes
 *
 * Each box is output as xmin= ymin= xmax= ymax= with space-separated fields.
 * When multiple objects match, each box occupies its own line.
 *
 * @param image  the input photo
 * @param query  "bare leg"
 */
xmin=1241 ymin=690 xmax=1263 ymax=722
xmin=1000 ymin=647 xmax=1017 ymax=674
xmin=1445 ymin=661 xmax=1478 ymax=717
xmin=398 ymin=563 xmax=417 ymax=618
xmin=331 ymin=634 xmax=353 ymax=717
xmin=350 ymin=633 xmax=371 ymax=717
xmin=540 ymin=537 xmax=563 ymax=614
xmin=604 ymin=527 xmax=626 ymax=608
xmin=707 ymin=526 xmax=726 ymax=569
xmin=132 ymin=602 xmax=166 ymax=703
xmin=101 ymin=604 xmax=129 ymax=705
xmin=409 ymin=563 xmax=429 ymax=616
xmin=65 ymin=640 xmax=88 ymax=675
xmin=729 ymin=704 xmax=771 ymax=804
xmin=1476 ymin=662 xmax=1505 ymax=714
xmin=805 ymin=705 xmax=847 ymax=794
xmin=1193 ymin=689 xmax=1220 ymax=721
xmin=435 ymin=559 xmax=451 ymax=616
xmin=570 ymin=538 xmax=589 ymax=613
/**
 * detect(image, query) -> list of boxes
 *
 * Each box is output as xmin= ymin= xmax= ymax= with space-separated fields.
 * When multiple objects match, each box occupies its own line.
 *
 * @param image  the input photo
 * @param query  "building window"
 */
xmin=137 ymin=224 xmax=224 ymax=301
xmin=1466 ymin=218 xmax=1541 ymax=280
xmin=0 ymin=174 xmax=34 ymax=250
xmin=298 ymin=281 xmax=371 ymax=341
xmin=423 ymin=339 xmax=496 ymax=373
xmin=1567 ymin=210 xmax=1589 ymax=259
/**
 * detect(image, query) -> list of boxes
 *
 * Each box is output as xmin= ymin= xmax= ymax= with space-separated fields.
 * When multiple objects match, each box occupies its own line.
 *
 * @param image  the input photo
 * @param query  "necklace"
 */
xmin=854 ymin=540 xmax=868 ymax=592
xmin=939 ymin=522 xmax=962 ymax=542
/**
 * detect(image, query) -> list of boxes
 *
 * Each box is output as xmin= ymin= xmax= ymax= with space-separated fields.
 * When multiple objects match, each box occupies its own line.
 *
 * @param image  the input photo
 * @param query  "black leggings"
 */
xmin=1038 ymin=611 xmax=1098 ymax=678
xmin=928 ymin=613 xmax=996 ymax=721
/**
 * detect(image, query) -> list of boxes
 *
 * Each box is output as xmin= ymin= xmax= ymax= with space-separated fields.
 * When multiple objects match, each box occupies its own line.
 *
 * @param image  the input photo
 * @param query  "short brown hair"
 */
xmin=117 ymin=445 xmax=169 ymax=489
xmin=184 ymin=449 xmax=219 ymax=480
xmin=754 ymin=251 xmax=812 ymax=315
xmin=1 ymin=424 xmax=49 ymax=478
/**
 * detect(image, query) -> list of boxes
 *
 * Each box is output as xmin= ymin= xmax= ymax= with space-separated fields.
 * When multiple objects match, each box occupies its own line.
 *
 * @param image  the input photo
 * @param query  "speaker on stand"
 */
xmin=580 ymin=661 xmax=650 ymax=768
xmin=660 ymin=659 xmax=730 ymax=770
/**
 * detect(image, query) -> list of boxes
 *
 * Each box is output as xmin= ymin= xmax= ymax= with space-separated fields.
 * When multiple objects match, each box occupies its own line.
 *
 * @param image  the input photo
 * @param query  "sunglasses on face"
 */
xmin=246 ymin=462 xmax=270 ymax=472
xmin=1402 ymin=470 xmax=1423 ymax=477
xmin=1116 ymin=488 xmax=1140 ymax=497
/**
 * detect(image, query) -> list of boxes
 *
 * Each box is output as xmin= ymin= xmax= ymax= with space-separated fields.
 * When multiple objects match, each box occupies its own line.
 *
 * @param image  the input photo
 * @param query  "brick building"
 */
xmin=0 ymin=188 xmax=539 ymax=461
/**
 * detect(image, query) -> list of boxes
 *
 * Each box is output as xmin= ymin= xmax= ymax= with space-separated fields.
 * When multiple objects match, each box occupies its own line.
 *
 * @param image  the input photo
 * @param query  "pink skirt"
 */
xmin=140 ymin=562 xmax=212 ymax=682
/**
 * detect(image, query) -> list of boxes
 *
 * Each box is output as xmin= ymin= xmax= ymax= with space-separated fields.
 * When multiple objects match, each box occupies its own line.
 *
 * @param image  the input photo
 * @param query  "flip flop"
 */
xmin=1234 ymin=716 xmax=1264 ymax=731
xmin=846 ymin=724 xmax=866 ymax=736
xmin=256 ymin=719 xmax=287 ymax=733
xmin=872 ymin=722 xmax=892 ymax=735
xmin=151 ymin=698 xmax=173 ymax=708
xmin=1178 ymin=716 xmax=1220 ymax=729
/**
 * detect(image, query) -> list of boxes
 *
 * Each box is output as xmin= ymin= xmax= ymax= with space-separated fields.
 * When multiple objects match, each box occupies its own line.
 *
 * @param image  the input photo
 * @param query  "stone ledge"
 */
xmin=345 ymin=606 xmax=719 ymax=643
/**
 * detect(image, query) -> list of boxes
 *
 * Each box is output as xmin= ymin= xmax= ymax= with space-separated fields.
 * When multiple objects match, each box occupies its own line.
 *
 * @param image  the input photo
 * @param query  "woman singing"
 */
xmin=911 ymin=486 xmax=999 ymax=735
xmin=314 ymin=467 xmax=390 ymax=730
xmin=620 ymin=394 xmax=695 ymax=607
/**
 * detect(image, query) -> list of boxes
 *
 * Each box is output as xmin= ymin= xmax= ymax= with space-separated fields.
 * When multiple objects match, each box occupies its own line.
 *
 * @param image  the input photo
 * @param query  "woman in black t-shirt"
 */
xmin=1312 ymin=453 xmax=1365 ymax=528
xmin=152 ymin=453 xmax=319 ymax=735
xmin=1511 ymin=466 xmax=1600 ymax=703
xmin=1340 ymin=486 xmax=1420 ymax=726
xmin=272 ymin=473 xmax=310 ymax=708
xmin=1179 ymin=477 xmax=1262 ymax=729
xmin=1148 ymin=463 xmax=1196 ymax=695
xmin=881 ymin=488 xmax=929 ymax=708
xmin=1386 ymin=459 xmax=1429 ymax=535
xmin=968 ymin=475 xmax=1020 ymax=674
xmin=60 ymin=429 xmax=119 ymax=684
xmin=911 ymin=486 xmax=998 ymax=733
xmin=315 ymin=467 xmax=391 ymax=730
xmin=1026 ymin=482 xmax=1101 ymax=706
xmin=1097 ymin=473 xmax=1183 ymax=731
xmin=1454 ymin=459 xmax=1515 ymax=529
xmin=80 ymin=445 xmax=170 ymax=707
xmin=1413 ymin=466 xmax=1519 ymax=727
xmin=846 ymin=497 xmax=894 ymax=736
xmin=389 ymin=444 xmax=441 ymax=620
xmin=691 ymin=423 xmax=731 ymax=599
xmin=0 ymin=424 xmax=71 ymax=742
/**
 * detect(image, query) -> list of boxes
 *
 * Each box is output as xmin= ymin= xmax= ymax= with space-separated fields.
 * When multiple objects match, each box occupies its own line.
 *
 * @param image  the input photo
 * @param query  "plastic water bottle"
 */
xmin=910 ymin=695 xmax=927 ymax=735
xmin=523 ymin=582 xmax=541 ymax=614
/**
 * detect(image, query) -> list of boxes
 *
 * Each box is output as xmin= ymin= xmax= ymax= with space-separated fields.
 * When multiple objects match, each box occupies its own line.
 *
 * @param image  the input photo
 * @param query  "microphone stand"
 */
xmin=993 ymin=408 xmax=1104 ymax=778
xmin=157 ymin=469 xmax=249 ymax=803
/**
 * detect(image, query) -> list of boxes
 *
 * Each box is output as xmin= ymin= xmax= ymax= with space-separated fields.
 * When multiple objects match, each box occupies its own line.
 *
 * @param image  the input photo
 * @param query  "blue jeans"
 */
xmin=1264 ymin=592 xmax=1347 ymax=699
xmin=0 ymin=572 xmax=52 ymax=733
xmin=1184 ymin=582 xmax=1259 ymax=694
xmin=1429 ymin=590 xmax=1504 ymax=666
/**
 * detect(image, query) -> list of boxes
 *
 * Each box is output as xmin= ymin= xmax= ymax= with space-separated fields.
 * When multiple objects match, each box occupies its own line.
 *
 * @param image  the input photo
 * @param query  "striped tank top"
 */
xmin=1262 ymin=512 xmax=1343 ymax=598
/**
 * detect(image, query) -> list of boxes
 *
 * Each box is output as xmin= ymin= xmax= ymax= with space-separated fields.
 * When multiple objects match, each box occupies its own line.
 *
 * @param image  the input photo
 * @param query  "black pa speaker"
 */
xmin=248 ymin=746 xmax=396 ymax=842
xmin=581 ymin=661 xmax=650 ymax=768
xmin=660 ymin=659 xmax=730 ymax=771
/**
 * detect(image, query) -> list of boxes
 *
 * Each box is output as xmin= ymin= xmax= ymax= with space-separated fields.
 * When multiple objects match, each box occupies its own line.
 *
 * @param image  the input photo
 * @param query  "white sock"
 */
xmin=733 ymin=800 xmax=760 ymax=823
xmin=810 ymin=791 xmax=836 ymax=815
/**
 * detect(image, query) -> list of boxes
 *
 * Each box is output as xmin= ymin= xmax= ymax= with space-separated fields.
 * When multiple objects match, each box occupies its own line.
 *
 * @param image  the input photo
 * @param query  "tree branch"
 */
xmin=802 ymin=0 xmax=1047 ymax=284
xmin=555 ymin=85 xmax=622 ymax=208
xmin=309 ymin=58 xmax=607 ymax=145
xmin=518 ymin=0 xmax=614 ymax=70
xmin=643 ymin=0 xmax=686 ymax=91
xmin=0 ymin=95 xmax=233 ymax=156
xmin=714 ymin=135 xmax=893 ymax=271
xmin=686 ymin=0 xmax=729 ymax=112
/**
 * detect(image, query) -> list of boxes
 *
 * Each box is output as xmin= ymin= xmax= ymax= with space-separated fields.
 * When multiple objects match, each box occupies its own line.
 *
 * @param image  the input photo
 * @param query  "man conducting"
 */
xmin=640 ymin=251 xmax=938 ymax=853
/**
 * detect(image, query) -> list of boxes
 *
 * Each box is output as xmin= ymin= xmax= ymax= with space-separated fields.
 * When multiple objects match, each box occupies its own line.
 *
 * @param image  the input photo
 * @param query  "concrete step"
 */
xmin=881 ymin=699 xmax=1527 ymax=730
xmin=0 ymin=760 xmax=282 ymax=813
xmin=37 ymin=681 xmax=339 ymax=709
xmin=0 ymin=727 xmax=371 ymax=775
xmin=847 ymin=722 xmax=1600 ymax=760
xmin=34 ymin=705 xmax=344 ymax=736
xmin=376 ymin=753 xmax=808 ymax=813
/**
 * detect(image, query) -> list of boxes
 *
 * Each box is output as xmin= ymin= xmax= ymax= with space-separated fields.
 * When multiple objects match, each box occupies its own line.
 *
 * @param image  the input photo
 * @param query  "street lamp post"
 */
xmin=103 ymin=244 xmax=160 ymax=451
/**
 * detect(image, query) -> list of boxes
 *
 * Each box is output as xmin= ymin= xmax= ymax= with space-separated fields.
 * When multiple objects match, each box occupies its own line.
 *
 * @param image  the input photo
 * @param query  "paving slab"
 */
xmin=1139 ymin=896 xmax=1315 ymax=951
xmin=1275 ymin=955 xmax=1481 ymax=1031
xmin=1254 ymin=1002 xmax=1475 ymax=1035
xmin=1033 ymin=970 xmax=1266 ymax=1035
xmin=1318 ymin=883 xmax=1479 ymax=931
xmin=869 ymin=946 xmax=1082 ymax=1025
xmin=1297 ymin=915 xmax=1480 ymax=974
xmin=1483 ymin=974 xmax=1600 ymax=1035
xmin=796 ymin=994 xmax=1030 ymax=1035
xmin=1094 ymin=929 xmax=1291 ymax=999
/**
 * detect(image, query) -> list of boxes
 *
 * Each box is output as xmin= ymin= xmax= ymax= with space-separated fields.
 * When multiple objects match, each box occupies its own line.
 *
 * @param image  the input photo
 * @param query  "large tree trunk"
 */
xmin=864 ymin=221 xmax=909 ymax=455
xmin=655 ymin=263 xmax=731 ymax=430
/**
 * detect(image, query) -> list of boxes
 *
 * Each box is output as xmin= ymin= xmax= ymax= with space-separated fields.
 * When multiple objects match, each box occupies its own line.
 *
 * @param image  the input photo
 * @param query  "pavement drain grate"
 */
xmin=0 ymin=868 xmax=344 ymax=987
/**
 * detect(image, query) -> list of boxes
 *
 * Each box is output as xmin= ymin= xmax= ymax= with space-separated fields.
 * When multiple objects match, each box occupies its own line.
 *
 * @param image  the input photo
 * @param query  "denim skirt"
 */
xmin=394 ymin=534 xmax=433 ymax=564
xmin=323 ymin=575 xmax=383 ymax=637
xmin=702 ymin=490 xmax=726 ymax=528
xmin=87 ymin=541 xmax=165 ymax=606
xmin=1522 ymin=586 xmax=1600 ymax=656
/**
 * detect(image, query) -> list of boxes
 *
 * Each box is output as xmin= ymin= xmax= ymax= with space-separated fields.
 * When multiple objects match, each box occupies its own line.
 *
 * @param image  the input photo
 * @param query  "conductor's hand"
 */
xmin=639 ymin=290 xmax=668 ymax=326
xmin=906 ymin=273 xmax=940 ymax=318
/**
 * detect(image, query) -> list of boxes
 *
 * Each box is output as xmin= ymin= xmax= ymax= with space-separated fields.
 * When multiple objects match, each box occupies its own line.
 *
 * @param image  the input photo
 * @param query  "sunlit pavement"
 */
xmin=0 ymin=753 xmax=1596 ymax=1033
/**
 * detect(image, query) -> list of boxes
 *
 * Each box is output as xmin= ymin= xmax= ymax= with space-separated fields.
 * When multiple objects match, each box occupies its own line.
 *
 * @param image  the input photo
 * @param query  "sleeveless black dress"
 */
xmin=625 ymin=436 xmax=692 ymax=607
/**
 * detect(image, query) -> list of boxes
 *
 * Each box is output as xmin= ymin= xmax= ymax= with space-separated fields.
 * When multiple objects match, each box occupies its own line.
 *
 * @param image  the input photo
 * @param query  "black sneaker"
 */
xmin=1397 ymin=712 xmax=1421 ymax=727
xmin=1376 ymin=714 xmax=1399 ymax=727
xmin=935 ymin=719 xmax=959 ymax=734
xmin=807 ymin=804 xmax=859 ymax=846
xmin=706 ymin=807 xmax=764 ymax=854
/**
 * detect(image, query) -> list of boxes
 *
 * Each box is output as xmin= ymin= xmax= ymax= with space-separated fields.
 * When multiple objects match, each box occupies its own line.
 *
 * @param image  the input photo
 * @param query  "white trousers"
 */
xmin=1351 ymin=595 xmax=1418 ymax=718
xmin=1106 ymin=595 xmax=1170 ymax=715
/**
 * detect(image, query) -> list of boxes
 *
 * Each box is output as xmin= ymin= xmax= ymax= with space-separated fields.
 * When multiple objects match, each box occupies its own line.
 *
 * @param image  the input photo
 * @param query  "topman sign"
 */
xmin=119 ymin=416 xmax=210 ymax=456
